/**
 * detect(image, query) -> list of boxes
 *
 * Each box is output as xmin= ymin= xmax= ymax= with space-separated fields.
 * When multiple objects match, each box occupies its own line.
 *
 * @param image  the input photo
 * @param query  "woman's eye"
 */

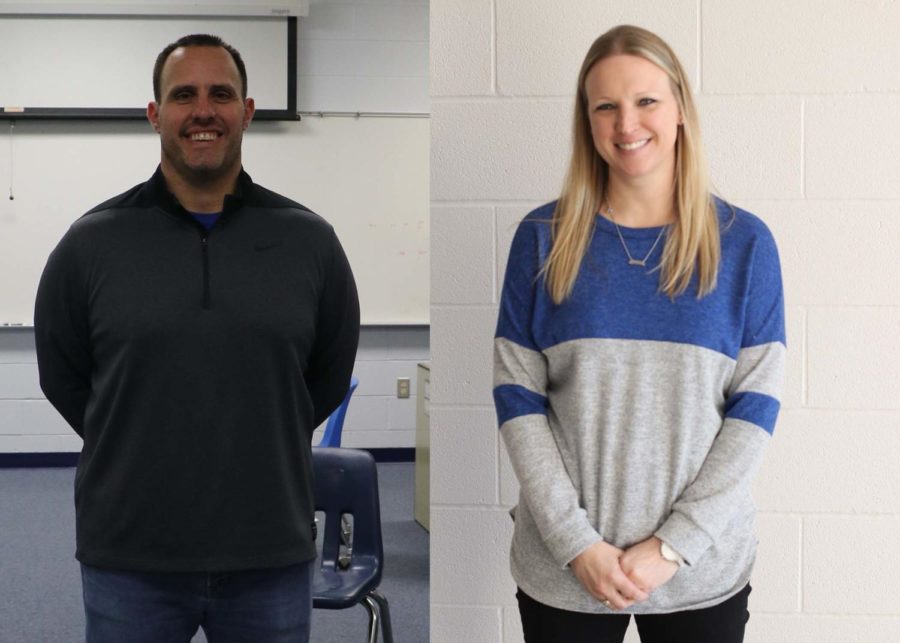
xmin=639 ymin=97 xmax=656 ymax=106
xmin=596 ymin=103 xmax=615 ymax=111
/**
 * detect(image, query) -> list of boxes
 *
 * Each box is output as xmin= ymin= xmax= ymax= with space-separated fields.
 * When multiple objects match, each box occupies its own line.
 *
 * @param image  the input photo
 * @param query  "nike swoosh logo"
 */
xmin=254 ymin=242 xmax=281 ymax=252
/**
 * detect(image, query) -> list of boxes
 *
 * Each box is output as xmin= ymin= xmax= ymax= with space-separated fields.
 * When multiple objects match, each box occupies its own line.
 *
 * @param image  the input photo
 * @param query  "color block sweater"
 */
xmin=493 ymin=200 xmax=785 ymax=613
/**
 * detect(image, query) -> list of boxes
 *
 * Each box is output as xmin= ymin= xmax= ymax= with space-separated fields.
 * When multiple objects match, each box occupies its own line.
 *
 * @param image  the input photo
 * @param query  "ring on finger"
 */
xmin=602 ymin=598 xmax=614 ymax=609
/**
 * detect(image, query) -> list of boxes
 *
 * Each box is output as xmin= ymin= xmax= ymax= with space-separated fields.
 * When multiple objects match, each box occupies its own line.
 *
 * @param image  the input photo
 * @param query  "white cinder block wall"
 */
xmin=0 ymin=0 xmax=430 ymax=453
xmin=430 ymin=1 xmax=900 ymax=641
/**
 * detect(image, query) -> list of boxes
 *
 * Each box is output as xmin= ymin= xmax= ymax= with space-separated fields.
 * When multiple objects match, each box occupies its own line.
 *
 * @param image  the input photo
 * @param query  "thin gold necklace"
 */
xmin=605 ymin=204 xmax=668 ymax=267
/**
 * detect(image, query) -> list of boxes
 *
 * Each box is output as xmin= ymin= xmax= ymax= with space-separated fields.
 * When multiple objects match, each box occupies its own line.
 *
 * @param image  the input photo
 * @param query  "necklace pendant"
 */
xmin=628 ymin=259 xmax=646 ymax=267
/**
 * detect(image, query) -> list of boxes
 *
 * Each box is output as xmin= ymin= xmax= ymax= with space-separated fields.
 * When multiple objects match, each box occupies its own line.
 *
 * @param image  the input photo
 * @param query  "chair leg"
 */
xmin=369 ymin=590 xmax=394 ymax=643
xmin=362 ymin=595 xmax=380 ymax=643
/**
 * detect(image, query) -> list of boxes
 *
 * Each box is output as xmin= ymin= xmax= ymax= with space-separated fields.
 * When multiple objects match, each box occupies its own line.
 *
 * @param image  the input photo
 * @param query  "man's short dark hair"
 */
xmin=153 ymin=34 xmax=248 ymax=101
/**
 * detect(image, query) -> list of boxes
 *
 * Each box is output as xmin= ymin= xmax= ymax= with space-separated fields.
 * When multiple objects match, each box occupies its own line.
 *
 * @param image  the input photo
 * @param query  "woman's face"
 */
xmin=584 ymin=54 xmax=682 ymax=189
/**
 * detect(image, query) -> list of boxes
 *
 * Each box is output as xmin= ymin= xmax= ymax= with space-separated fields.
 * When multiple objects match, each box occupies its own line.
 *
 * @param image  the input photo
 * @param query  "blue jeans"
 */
xmin=81 ymin=560 xmax=314 ymax=643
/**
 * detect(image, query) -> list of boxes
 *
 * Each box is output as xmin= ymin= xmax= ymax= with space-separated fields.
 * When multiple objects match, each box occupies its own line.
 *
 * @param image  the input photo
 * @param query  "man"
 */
xmin=34 ymin=34 xmax=359 ymax=642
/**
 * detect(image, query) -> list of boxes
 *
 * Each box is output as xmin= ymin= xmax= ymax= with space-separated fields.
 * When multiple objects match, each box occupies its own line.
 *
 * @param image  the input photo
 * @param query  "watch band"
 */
xmin=660 ymin=540 xmax=685 ymax=567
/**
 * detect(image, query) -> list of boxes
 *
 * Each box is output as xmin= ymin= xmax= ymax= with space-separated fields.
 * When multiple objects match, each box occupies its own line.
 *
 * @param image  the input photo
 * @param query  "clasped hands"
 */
xmin=569 ymin=536 xmax=679 ymax=610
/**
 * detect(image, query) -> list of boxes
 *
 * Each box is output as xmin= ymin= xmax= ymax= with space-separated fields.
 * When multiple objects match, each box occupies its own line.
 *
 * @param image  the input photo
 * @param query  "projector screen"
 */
xmin=0 ymin=12 xmax=297 ymax=119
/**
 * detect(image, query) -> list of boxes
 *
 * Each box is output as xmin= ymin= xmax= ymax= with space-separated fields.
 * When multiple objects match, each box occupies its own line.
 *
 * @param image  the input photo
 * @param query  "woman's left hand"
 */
xmin=619 ymin=536 xmax=679 ymax=593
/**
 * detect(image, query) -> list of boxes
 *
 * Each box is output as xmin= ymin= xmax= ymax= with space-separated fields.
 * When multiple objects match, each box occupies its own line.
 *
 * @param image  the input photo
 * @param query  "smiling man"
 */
xmin=34 ymin=35 xmax=359 ymax=643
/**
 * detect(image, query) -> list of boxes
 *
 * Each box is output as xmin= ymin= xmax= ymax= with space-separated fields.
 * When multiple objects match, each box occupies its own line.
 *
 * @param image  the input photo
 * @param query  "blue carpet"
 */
xmin=0 ymin=464 xmax=428 ymax=643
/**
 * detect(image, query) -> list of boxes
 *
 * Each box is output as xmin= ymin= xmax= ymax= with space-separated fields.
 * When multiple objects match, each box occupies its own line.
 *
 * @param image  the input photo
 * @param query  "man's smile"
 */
xmin=189 ymin=131 xmax=219 ymax=141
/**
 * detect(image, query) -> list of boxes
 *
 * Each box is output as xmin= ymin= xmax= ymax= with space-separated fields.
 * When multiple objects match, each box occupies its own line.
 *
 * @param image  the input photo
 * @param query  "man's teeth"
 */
xmin=617 ymin=139 xmax=649 ymax=151
xmin=191 ymin=132 xmax=218 ymax=141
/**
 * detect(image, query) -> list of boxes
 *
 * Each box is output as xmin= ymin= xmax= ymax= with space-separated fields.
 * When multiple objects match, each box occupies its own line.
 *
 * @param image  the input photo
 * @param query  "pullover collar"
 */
xmin=140 ymin=165 xmax=256 ymax=221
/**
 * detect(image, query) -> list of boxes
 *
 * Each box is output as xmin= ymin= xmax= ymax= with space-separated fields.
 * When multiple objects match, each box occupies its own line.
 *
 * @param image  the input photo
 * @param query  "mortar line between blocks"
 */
xmin=800 ymin=99 xmax=806 ymax=199
xmin=798 ymin=514 xmax=804 ymax=612
xmin=756 ymin=511 xmax=900 ymax=517
xmin=490 ymin=0 xmax=498 ymax=95
xmin=802 ymin=307 xmax=808 ymax=407
xmin=433 ymin=503 xmax=514 ymax=511
xmin=492 ymin=205 xmax=499 ymax=305
xmin=751 ymin=611 xmax=900 ymax=618
xmin=697 ymin=0 xmax=703 ymax=92
xmin=494 ymin=414 xmax=502 ymax=505
xmin=433 ymin=602 xmax=517 ymax=610
xmin=428 ymin=403 xmax=494 ymax=411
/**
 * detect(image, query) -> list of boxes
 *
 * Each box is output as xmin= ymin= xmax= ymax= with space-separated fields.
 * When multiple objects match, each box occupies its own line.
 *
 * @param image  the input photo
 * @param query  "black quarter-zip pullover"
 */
xmin=34 ymin=167 xmax=360 ymax=572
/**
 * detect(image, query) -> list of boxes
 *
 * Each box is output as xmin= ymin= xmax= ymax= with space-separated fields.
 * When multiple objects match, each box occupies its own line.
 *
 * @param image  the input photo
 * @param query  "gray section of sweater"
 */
xmin=496 ymin=336 xmax=783 ymax=613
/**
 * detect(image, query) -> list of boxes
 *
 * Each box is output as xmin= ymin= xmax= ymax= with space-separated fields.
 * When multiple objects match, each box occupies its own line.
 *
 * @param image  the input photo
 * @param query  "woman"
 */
xmin=493 ymin=25 xmax=784 ymax=642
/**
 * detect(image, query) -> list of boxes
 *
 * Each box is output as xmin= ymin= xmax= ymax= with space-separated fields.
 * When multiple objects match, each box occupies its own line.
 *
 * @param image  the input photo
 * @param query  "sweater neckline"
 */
xmin=594 ymin=212 xmax=671 ymax=240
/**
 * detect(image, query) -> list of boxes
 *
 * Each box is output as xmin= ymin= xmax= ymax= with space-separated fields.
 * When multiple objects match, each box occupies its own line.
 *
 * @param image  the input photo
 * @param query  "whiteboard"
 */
xmin=0 ymin=14 xmax=292 ymax=114
xmin=0 ymin=117 xmax=429 ymax=326
xmin=0 ymin=4 xmax=428 ymax=326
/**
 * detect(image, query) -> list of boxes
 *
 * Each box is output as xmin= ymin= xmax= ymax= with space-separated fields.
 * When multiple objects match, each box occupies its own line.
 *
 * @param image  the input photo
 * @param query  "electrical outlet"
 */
xmin=397 ymin=377 xmax=410 ymax=399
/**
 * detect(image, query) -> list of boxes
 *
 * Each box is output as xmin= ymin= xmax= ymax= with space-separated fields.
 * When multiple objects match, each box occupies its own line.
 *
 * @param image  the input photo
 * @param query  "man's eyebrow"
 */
xmin=168 ymin=84 xmax=196 ymax=97
xmin=210 ymin=84 xmax=238 ymax=94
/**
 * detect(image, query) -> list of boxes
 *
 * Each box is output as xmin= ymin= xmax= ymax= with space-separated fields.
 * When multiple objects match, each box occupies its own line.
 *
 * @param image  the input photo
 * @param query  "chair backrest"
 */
xmin=312 ymin=447 xmax=383 ymax=582
xmin=318 ymin=376 xmax=359 ymax=447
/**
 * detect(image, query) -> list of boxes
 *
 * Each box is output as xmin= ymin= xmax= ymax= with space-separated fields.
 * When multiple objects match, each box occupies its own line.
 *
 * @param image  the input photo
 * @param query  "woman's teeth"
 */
xmin=617 ymin=139 xmax=649 ymax=151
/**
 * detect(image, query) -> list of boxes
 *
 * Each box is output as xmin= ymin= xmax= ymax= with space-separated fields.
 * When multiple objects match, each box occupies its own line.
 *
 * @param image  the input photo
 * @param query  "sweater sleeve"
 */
xmin=305 ymin=228 xmax=360 ymax=430
xmin=34 ymin=231 xmax=92 ymax=438
xmin=494 ymin=219 xmax=603 ymax=568
xmin=656 ymin=226 xmax=785 ymax=566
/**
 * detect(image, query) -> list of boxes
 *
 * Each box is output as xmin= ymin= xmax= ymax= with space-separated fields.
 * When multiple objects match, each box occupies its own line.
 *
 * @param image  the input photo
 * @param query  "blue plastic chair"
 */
xmin=318 ymin=376 xmax=359 ymax=447
xmin=312 ymin=447 xmax=393 ymax=643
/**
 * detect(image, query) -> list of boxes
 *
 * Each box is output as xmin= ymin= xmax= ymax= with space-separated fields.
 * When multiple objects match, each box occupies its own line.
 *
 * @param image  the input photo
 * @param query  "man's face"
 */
xmin=147 ymin=46 xmax=255 ymax=186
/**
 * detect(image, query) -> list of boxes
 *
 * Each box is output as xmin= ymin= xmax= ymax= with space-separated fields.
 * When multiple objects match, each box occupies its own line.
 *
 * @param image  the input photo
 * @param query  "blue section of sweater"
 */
xmin=496 ymin=199 xmax=785 ymax=359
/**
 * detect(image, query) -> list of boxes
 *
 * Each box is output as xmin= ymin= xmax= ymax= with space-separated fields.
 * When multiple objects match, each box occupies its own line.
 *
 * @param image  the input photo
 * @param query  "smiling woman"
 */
xmin=584 ymin=55 xmax=682 ymax=196
xmin=493 ymin=24 xmax=785 ymax=643
xmin=542 ymin=25 xmax=717 ymax=304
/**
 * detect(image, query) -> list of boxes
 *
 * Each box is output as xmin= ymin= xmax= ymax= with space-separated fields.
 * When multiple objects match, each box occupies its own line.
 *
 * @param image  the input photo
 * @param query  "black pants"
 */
xmin=517 ymin=584 xmax=751 ymax=643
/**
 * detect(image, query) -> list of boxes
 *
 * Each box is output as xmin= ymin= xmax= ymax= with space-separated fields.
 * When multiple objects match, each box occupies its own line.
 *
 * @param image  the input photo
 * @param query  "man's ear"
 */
xmin=147 ymin=102 xmax=160 ymax=132
xmin=242 ymin=98 xmax=256 ymax=130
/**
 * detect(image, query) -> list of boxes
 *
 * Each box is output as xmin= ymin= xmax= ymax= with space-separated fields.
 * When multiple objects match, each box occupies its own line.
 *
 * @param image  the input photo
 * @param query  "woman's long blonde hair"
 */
xmin=543 ymin=25 xmax=720 ymax=303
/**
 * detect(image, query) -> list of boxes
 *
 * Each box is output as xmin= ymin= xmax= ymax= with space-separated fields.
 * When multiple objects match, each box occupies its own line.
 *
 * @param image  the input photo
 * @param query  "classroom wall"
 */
xmin=299 ymin=0 xmax=429 ymax=113
xmin=0 ymin=0 xmax=430 ymax=453
xmin=0 ymin=327 xmax=428 ymax=452
xmin=430 ymin=1 xmax=900 ymax=641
